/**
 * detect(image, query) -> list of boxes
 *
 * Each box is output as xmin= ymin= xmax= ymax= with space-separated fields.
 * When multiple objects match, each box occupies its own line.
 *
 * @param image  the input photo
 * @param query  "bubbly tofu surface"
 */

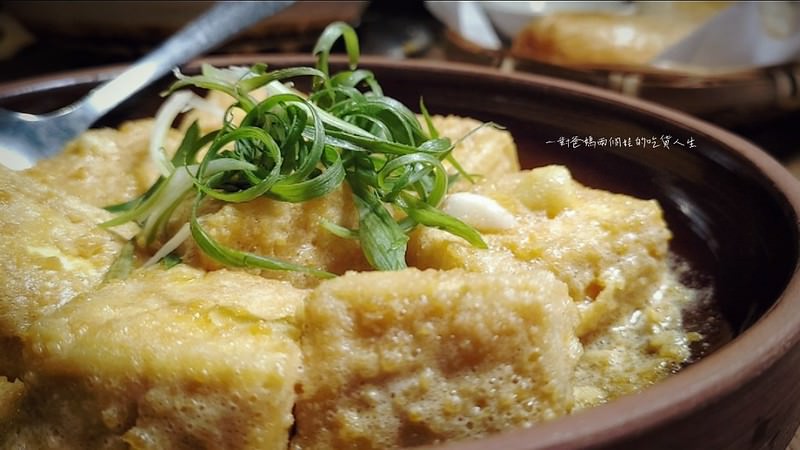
xmin=410 ymin=165 xmax=671 ymax=337
xmin=22 ymin=119 xmax=182 ymax=208
xmin=572 ymin=265 xmax=698 ymax=407
xmin=409 ymin=165 xmax=694 ymax=405
xmin=292 ymin=268 xmax=581 ymax=449
xmin=0 ymin=166 xmax=130 ymax=376
xmin=427 ymin=115 xmax=520 ymax=188
xmin=1 ymin=265 xmax=306 ymax=450
xmin=0 ymin=377 xmax=24 ymax=423
xmin=178 ymin=185 xmax=370 ymax=289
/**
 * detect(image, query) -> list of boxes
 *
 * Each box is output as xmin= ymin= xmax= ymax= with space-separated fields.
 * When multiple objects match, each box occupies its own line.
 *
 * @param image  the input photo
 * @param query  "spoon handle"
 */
xmin=77 ymin=1 xmax=293 ymax=121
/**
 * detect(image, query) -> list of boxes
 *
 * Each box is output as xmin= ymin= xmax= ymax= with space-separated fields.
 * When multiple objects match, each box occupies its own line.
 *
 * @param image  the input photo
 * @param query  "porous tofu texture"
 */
xmin=17 ymin=86 xmax=519 ymax=292
xmin=4 ymin=101 xmax=694 ymax=448
xmin=0 ymin=377 xmax=24 ymax=423
xmin=408 ymin=165 xmax=694 ymax=407
xmin=22 ymin=119 xmax=181 ymax=208
xmin=0 ymin=166 xmax=132 ymax=377
xmin=1 ymin=266 xmax=306 ymax=450
xmin=292 ymin=268 xmax=581 ymax=450
xmin=173 ymin=112 xmax=518 ymax=289
xmin=409 ymin=165 xmax=671 ymax=338
xmin=177 ymin=185 xmax=370 ymax=289
xmin=425 ymin=115 xmax=520 ymax=188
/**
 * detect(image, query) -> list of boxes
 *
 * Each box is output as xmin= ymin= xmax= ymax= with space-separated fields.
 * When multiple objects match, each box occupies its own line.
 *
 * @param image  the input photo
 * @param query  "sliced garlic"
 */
xmin=441 ymin=192 xmax=517 ymax=232
xmin=515 ymin=165 xmax=576 ymax=217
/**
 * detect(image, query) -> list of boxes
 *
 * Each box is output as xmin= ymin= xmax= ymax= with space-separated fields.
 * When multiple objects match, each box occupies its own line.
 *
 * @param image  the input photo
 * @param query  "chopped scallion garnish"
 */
xmin=102 ymin=21 xmax=486 ymax=276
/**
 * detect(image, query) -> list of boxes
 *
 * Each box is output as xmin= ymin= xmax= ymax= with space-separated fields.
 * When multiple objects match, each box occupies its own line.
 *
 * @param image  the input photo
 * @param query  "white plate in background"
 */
xmin=480 ymin=1 xmax=635 ymax=40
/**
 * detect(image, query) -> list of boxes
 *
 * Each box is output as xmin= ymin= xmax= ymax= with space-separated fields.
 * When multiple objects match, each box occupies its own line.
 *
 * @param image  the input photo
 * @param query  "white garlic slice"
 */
xmin=441 ymin=192 xmax=517 ymax=233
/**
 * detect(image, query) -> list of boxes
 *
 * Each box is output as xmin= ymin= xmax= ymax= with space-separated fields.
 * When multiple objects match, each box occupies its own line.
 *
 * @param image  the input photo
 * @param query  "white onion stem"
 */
xmin=143 ymin=222 xmax=191 ymax=268
xmin=150 ymin=91 xmax=224 ymax=177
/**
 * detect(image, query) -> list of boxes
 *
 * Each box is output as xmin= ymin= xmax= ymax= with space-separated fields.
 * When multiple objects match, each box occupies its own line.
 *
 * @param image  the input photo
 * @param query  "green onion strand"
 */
xmin=105 ymin=22 xmax=486 ymax=277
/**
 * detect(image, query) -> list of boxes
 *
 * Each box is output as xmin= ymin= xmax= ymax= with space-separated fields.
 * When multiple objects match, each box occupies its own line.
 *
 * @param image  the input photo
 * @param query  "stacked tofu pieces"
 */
xmin=0 ymin=110 xmax=685 ymax=449
xmin=0 ymin=165 xmax=306 ymax=449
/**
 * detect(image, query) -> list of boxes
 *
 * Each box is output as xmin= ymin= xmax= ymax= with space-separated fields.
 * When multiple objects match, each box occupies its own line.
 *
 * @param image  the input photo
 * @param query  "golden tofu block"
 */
xmin=23 ymin=120 xmax=182 ymax=208
xmin=409 ymin=165 xmax=671 ymax=338
xmin=408 ymin=166 xmax=695 ymax=407
xmin=2 ymin=265 xmax=306 ymax=450
xmin=178 ymin=185 xmax=370 ymax=289
xmin=0 ymin=166 xmax=131 ymax=377
xmin=292 ymin=268 xmax=580 ymax=449
xmin=0 ymin=377 xmax=24 ymax=423
xmin=176 ymin=114 xmax=518 ymax=288
xmin=426 ymin=115 xmax=520 ymax=190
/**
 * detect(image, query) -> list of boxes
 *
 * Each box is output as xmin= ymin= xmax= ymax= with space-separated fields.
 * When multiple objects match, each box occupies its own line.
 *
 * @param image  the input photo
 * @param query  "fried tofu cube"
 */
xmin=1 ymin=265 xmax=306 ymax=450
xmin=175 ymin=114 xmax=519 ymax=288
xmin=292 ymin=268 xmax=580 ymax=449
xmin=23 ymin=120 xmax=182 ymax=208
xmin=411 ymin=167 xmax=694 ymax=406
xmin=0 ymin=166 xmax=131 ymax=377
xmin=426 ymin=115 xmax=520 ymax=189
xmin=0 ymin=376 xmax=24 ymax=423
xmin=409 ymin=166 xmax=671 ymax=337
xmin=178 ymin=185 xmax=370 ymax=289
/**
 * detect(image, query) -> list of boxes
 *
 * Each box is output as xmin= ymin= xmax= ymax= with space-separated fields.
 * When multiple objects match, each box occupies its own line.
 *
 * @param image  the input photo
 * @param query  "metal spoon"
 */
xmin=0 ymin=1 xmax=293 ymax=170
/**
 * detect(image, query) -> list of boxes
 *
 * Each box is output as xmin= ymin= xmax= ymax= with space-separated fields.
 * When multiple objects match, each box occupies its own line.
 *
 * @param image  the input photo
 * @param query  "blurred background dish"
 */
xmin=482 ymin=1 xmax=637 ymax=43
xmin=437 ymin=1 xmax=800 ymax=128
xmin=424 ymin=1 xmax=800 ymax=177
xmin=509 ymin=3 xmax=728 ymax=69
xmin=2 ymin=1 xmax=369 ymax=49
xmin=0 ymin=1 xmax=369 ymax=77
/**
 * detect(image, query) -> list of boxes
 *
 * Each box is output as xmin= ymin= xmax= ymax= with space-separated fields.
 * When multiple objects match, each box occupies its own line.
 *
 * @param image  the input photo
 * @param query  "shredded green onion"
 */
xmin=161 ymin=254 xmax=182 ymax=269
xmin=102 ymin=21 xmax=486 ymax=276
xmin=104 ymin=240 xmax=136 ymax=282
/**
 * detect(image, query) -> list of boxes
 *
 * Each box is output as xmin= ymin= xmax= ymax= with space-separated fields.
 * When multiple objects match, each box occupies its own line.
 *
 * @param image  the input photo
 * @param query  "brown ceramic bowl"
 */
xmin=1 ymin=56 xmax=799 ymax=450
